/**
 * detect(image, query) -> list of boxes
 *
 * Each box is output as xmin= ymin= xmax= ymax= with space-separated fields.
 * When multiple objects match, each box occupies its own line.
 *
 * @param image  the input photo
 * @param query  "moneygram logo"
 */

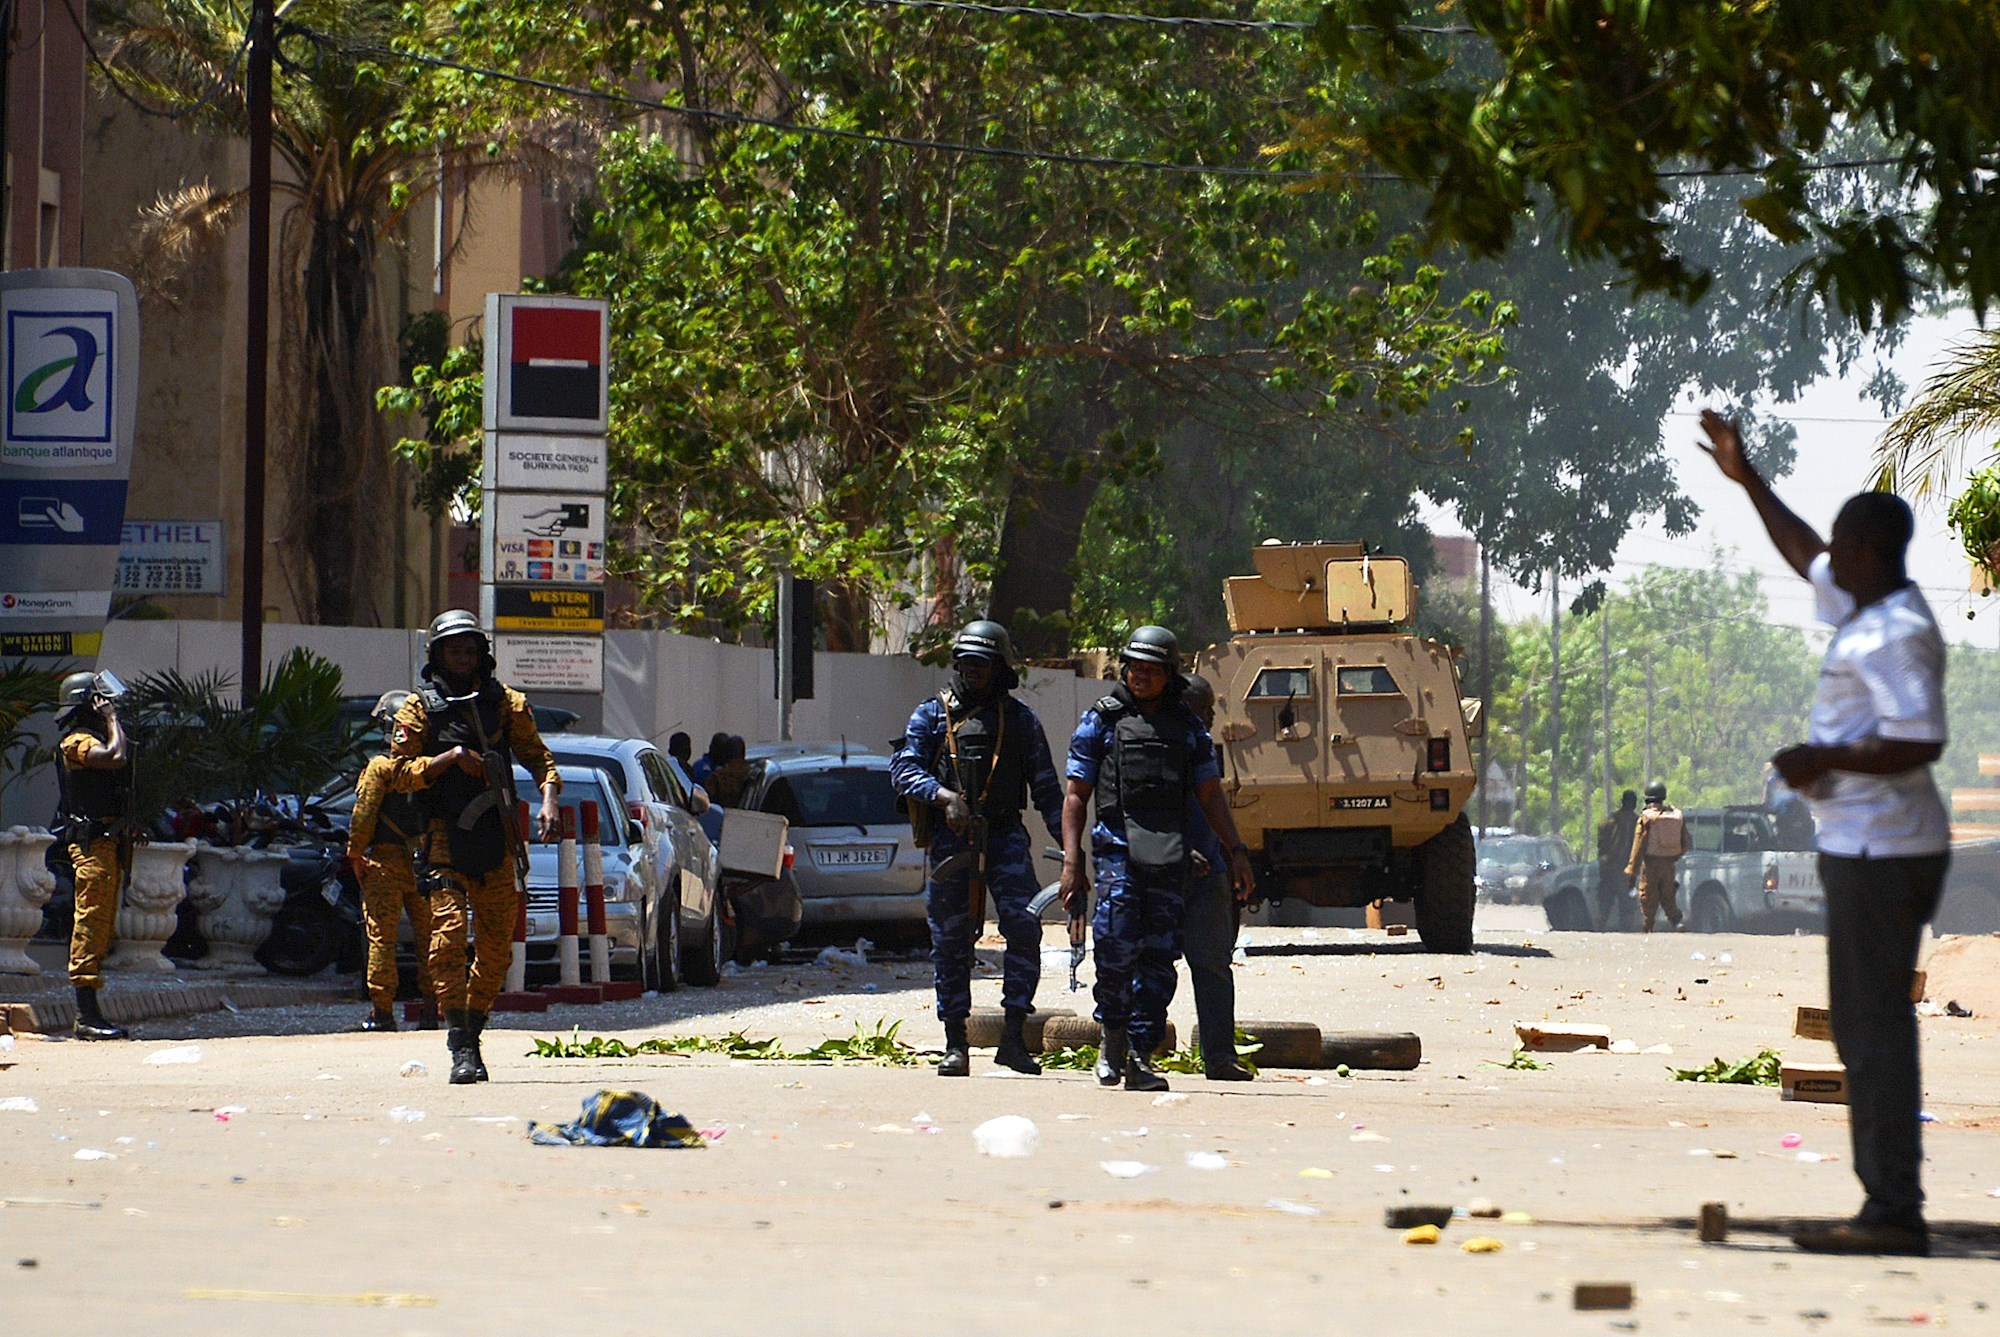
xmin=5 ymin=310 xmax=115 ymax=462
xmin=0 ymin=590 xmax=112 ymax=619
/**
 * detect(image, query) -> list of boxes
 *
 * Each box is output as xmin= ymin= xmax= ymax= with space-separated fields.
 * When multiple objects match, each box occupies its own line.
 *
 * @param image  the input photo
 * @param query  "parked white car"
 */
xmin=739 ymin=744 xmax=926 ymax=934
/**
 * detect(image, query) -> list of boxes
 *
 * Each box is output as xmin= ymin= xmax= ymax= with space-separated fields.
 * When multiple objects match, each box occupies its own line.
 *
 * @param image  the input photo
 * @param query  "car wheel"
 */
xmin=1689 ymin=886 xmax=1733 ymax=934
xmin=651 ymin=887 xmax=683 ymax=992
xmin=684 ymin=882 xmax=728 ymax=988
xmin=1544 ymin=886 xmax=1588 ymax=932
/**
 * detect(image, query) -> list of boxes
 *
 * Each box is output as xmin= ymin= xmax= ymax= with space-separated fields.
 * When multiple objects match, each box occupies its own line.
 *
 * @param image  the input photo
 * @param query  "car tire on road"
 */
xmin=683 ymin=883 xmax=733 ymax=988
xmin=1544 ymin=885 xmax=1589 ymax=932
xmin=1039 ymin=1014 xmax=1175 ymax=1055
xmin=1414 ymin=814 xmax=1476 ymax=954
xmin=650 ymin=891 xmax=683 ymax=992
xmin=1193 ymin=1019 xmax=1322 ymax=1069
xmin=1320 ymin=1031 xmax=1422 ymax=1071
xmin=1689 ymin=887 xmax=1733 ymax=934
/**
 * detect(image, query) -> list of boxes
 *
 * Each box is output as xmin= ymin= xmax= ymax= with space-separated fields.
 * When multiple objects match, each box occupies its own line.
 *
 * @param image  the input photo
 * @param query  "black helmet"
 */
xmin=55 ymin=671 xmax=99 ymax=724
xmin=1644 ymin=779 xmax=1668 ymax=803
xmin=425 ymin=609 xmax=494 ymax=676
xmin=371 ymin=690 xmax=411 ymax=727
xmin=1182 ymin=671 xmax=1214 ymax=709
xmin=951 ymin=619 xmax=1015 ymax=666
xmin=1119 ymin=625 xmax=1180 ymax=672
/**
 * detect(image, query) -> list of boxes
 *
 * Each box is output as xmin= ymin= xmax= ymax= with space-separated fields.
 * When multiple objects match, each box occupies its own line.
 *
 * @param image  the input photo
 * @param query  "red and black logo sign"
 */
xmin=508 ymin=305 xmax=603 ymax=422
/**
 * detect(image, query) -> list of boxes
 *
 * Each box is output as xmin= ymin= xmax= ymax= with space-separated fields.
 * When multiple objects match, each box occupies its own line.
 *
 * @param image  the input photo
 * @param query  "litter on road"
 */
xmin=1100 ymin=1160 xmax=1156 ymax=1178
xmin=527 ymin=1090 xmax=706 ymax=1148
xmin=144 ymin=1045 xmax=202 ymax=1066
xmin=973 ymin=1115 xmax=1040 ymax=1158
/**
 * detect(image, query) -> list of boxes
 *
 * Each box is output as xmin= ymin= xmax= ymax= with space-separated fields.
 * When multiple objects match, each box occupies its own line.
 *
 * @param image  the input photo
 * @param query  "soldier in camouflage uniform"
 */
xmin=391 ymin=611 xmax=561 ymax=1084
xmin=891 ymin=620 xmax=1065 ymax=1077
xmin=348 ymin=691 xmax=437 ymax=1033
xmin=52 ymin=672 xmax=133 ymax=1041
xmin=1626 ymin=779 xmax=1692 ymax=932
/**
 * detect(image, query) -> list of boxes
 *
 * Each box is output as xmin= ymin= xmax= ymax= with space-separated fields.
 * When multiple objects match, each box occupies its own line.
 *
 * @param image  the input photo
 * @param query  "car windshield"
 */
xmin=761 ymin=767 xmax=905 ymax=828
xmin=514 ymin=770 xmax=621 ymax=843
xmin=1478 ymin=839 xmax=1561 ymax=874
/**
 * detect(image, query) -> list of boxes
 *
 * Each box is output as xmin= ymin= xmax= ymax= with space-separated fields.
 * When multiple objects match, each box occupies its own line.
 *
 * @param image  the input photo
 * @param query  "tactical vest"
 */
xmin=1093 ymin=689 xmax=1192 ymax=871
xmin=57 ymin=730 xmax=130 ymax=826
xmin=1643 ymin=807 xmax=1685 ymax=858
xmin=415 ymin=679 xmax=515 ymax=875
xmin=373 ymin=787 xmax=423 ymax=850
xmin=936 ymin=692 xmax=1028 ymax=826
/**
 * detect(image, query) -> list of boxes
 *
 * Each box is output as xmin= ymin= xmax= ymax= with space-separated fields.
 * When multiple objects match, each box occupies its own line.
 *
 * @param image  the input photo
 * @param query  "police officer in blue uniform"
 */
xmin=891 ymin=620 xmax=1065 ymax=1077
xmin=1061 ymin=627 xmax=1255 ymax=1092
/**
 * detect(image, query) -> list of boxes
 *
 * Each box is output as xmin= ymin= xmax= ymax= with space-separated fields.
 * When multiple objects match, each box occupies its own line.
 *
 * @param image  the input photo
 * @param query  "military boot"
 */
xmin=938 ymin=1019 xmax=970 ymax=1077
xmin=994 ymin=1008 xmax=1042 ymax=1075
xmin=1124 ymin=1043 xmax=1170 ymax=1093
xmin=1094 ymin=1026 xmax=1128 ymax=1087
xmin=467 ymin=1010 xmax=491 ymax=1082
xmin=446 ymin=1009 xmax=479 ymax=1085
xmin=360 ymin=1007 xmax=397 ymax=1032
xmin=73 ymin=987 xmax=128 ymax=1042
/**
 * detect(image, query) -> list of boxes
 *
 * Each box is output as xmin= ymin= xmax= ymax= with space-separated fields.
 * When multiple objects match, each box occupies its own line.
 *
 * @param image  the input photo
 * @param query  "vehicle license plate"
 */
xmin=813 ymin=844 xmax=893 ymax=870
xmin=1332 ymin=796 xmax=1391 ymax=810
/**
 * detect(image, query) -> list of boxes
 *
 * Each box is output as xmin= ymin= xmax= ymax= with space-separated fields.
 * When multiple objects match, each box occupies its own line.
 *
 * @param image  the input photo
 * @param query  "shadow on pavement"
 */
xmin=1244 ymin=941 xmax=1554 ymax=960
xmin=1540 ymin=1214 xmax=2000 ymax=1262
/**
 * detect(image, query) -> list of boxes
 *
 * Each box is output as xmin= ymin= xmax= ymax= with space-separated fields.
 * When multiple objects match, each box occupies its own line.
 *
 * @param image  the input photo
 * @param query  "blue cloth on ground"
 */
xmin=528 ymin=1089 xmax=707 ymax=1148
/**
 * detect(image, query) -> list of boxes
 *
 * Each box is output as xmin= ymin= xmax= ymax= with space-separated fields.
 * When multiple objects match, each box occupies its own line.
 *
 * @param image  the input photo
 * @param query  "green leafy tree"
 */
xmin=92 ymin=0 xmax=508 ymax=624
xmin=1315 ymin=0 xmax=2000 ymax=328
xmin=398 ymin=2 xmax=1509 ymax=650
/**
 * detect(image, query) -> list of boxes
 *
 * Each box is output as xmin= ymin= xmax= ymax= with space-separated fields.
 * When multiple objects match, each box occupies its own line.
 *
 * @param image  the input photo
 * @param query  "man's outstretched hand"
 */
xmin=1697 ymin=410 xmax=1757 ymax=485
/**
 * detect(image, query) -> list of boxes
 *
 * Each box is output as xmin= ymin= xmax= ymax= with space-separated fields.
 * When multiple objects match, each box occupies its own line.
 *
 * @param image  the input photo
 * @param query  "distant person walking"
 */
xmin=1595 ymin=789 xmax=1639 ymax=926
xmin=1625 ymin=781 xmax=1690 ymax=931
xmin=1702 ymin=409 xmax=1948 ymax=1257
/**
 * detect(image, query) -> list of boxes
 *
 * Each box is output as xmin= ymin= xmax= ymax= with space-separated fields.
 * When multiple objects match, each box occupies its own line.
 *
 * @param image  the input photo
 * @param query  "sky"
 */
xmin=1438 ymin=310 xmax=2000 ymax=646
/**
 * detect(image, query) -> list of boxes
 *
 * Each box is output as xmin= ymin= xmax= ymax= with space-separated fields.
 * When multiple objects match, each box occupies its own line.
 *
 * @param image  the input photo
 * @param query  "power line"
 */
xmin=288 ymin=25 xmax=1326 ymax=180
xmin=843 ymin=0 xmax=1477 ymax=34
xmin=58 ymin=0 xmax=252 ymax=122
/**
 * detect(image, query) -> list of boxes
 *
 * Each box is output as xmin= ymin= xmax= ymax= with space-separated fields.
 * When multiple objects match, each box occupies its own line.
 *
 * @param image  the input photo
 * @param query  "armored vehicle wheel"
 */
xmin=1413 ymin=814 xmax=1476 ymax=954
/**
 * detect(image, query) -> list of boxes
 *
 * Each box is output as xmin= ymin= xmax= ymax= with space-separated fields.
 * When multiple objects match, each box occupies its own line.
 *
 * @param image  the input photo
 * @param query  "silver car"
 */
xmin=515 ymin=764 xmax=676 ymax=985
xmin=740 ymin=744 xmax=926 ymax=930
xmin=545 ymin=735 xmax=728 ymax=987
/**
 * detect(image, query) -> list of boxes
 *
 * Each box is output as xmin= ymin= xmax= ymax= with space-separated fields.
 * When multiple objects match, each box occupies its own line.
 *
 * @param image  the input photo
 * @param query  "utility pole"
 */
xmin=1477 ymin=543 xmax=1491 ymax=832
xmin=1644 ymin=650 xmax=1655 ymax=784
xmin=240 ymin=0 xmax=274 ymax=705
xmin=1600 ymin=602 xmax=1613 ymax=820
xmin=776 ymin=573 xmax=795 ymax=742
xmin=1549 ymin=568 xmax=1561 ymax=840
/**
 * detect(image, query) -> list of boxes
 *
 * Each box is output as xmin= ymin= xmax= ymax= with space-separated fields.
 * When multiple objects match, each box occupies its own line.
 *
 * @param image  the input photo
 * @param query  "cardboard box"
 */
xmin=719 ymin=808 xmax=790 ymax=880
xmin=1794 ymin=1006 xmax=1832 ymax=1042
xmin=1514 ymin=1022 xmax=1611 ymax=1052
xmin=1780 ymin=1062 xmax=1849 ymax=1104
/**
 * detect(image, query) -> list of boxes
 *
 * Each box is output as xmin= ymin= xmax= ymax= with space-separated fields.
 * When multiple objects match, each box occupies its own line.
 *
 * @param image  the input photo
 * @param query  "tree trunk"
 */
xmin=988 ymin=390 xmax=1120 ymax=658
xmin=300 ymin=208 xmax=378 ymax=625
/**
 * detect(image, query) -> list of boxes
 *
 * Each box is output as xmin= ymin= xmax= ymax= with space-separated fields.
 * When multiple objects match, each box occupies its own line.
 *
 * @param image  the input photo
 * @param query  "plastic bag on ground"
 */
xmin=973 ymin=1115 xmax=1040 ymax=1158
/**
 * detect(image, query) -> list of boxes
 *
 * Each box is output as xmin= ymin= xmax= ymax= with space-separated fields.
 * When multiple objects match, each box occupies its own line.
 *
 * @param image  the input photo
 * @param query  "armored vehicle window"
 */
xmin=1248 ymin=667 xmax=1313 ymax=699
xmin=1335 ymin=665 xmax=1399 ymax=696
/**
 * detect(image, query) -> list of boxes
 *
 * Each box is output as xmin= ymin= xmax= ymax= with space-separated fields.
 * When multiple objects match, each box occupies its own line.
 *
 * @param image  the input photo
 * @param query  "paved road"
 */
xmin=4 ymin=916 xmax=1996 ymax=1333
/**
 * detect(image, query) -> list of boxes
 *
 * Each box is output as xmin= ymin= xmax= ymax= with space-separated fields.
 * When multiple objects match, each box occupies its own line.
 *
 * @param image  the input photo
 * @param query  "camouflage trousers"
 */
xmin=359 ymin=845 xmax=434 ymax=1012
xmin=427 ymin=859 xmax=518 ymax=1014
xmin=1091 ymin=853 xmax=1187 ymax=1057
xmin=1636 ymin=856 xmax=1682 ymax=931
xmin=926 ymin=822 xmax=1043 ymax=1021
xmin=67 ymin=836 xmax=122 ymax=991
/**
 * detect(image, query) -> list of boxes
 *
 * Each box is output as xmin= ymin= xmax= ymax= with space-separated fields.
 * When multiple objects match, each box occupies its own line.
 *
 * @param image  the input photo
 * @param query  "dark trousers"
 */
xmin=1091 ymin=854 xmax=1187 ymax=1056
xmin=1818 ymin=850 xmax=1949 ymax=1227
xmin=926 ymin=823 xmax=1042 ymax=1021
xmin=1182 ymin=868 xmax=1238 ymax=1068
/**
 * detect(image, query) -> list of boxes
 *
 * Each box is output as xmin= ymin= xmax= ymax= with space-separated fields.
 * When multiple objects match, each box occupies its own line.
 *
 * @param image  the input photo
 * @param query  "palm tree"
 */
xmin=91 ymin=1 xmax=483 ymax=624
xmin=1871 ymin=328 xmax=2000 ymax=501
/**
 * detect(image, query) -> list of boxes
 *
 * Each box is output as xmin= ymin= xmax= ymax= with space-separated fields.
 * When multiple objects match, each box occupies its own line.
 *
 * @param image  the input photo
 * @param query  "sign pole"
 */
xmin=240 ymin=0 xmax=274 ymax=704
xmin=776 ymin=572 xmax=794 ymax=742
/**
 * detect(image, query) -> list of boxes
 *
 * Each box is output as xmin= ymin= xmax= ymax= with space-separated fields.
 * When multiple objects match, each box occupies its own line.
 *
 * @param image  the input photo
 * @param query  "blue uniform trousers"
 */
xmin=926 ymin=822 xmax=1042 ymax=1021
xmin=1091 ymin=853 xmax=1187 ymax=1056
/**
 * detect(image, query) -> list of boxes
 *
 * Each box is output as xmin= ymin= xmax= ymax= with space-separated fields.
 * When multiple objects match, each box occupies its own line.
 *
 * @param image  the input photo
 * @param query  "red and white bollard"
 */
xmin=506 ymin=799 xmax=530 ymax=994
xmin=581 ymin=801 xmax=610 ymax=984
xmin=557 ymin=805 xmax=581 ymax=988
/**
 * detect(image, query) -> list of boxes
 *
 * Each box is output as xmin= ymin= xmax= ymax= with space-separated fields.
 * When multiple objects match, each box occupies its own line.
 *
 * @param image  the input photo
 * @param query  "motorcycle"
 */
xmin=255 ymin=840 xmax=366 ymax=977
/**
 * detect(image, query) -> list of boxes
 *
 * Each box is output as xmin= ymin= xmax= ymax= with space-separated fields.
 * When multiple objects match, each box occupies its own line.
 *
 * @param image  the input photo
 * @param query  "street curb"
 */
xmin=1 ymin=980 xmax=358 ymax=1035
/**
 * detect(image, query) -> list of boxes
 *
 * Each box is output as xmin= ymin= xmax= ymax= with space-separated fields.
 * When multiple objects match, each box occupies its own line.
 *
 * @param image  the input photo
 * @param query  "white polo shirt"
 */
xmin=1806 ymin=552 xmax=1950 ymax=858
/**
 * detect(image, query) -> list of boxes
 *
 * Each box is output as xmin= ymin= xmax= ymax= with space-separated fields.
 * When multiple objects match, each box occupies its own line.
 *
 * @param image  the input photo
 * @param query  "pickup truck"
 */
xmin=1543 ymin=804 xmax=1823 ymax=933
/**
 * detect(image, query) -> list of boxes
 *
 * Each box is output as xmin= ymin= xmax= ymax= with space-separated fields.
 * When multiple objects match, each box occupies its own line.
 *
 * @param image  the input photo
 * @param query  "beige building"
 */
xmin=66 ymin=68 xmax=581 ymax=629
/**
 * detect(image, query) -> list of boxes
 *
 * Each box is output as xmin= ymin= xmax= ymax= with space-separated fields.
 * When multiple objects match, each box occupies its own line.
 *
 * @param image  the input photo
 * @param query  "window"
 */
xmin=1248 ymin=667 xmax=1312 ymax=699
xmin=1335 ymin=665 xmax=1400 ymax=695
xmin=637 ymin=750 xmax=677 ymax=805
xmin=761 ymin=768 xmax=906 ymax=828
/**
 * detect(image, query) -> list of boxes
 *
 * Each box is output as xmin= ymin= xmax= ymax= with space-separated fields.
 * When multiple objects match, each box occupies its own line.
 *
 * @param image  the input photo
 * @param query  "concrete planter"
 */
xmin=188 ymin=845 xmax=289 ymax=971
xmin=0 ymin=827 xmax=57 ymax=975
xmin=107 ymin=840 xmax=197 ymax=973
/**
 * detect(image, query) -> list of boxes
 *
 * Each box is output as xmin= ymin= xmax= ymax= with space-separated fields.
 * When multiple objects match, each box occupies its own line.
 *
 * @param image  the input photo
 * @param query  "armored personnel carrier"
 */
xmin=1193 ymin=541 xmax=1481 ymax=952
